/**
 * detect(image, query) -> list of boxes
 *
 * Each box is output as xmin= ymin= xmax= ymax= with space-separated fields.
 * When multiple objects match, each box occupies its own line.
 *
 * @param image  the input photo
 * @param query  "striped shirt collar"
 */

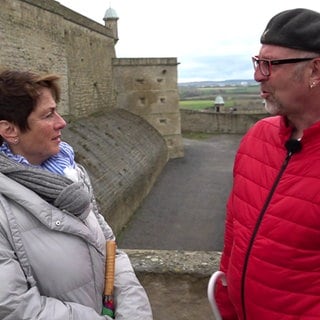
xmin=0 ymin=141 xmax=76 ymax=175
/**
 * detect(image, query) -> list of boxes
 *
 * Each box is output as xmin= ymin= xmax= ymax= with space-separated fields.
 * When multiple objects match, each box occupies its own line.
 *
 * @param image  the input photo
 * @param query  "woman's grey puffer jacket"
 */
xmin=0 ymin=165 xmax=153 ymax=320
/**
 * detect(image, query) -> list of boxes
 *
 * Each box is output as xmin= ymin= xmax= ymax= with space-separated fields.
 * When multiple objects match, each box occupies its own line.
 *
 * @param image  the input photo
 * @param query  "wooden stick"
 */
xmin=104 ymin=240 xmax=116 ymax=296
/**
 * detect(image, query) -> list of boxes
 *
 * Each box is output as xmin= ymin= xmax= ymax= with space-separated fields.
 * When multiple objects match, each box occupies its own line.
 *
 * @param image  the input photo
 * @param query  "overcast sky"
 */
xmin=57 ymin=0 xmax=320 ymax=82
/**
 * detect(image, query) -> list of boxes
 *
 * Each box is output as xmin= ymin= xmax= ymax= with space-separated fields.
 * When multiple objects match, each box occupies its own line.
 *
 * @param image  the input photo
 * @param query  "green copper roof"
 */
xmin=104 ymin=7 xmax=118 ymax=19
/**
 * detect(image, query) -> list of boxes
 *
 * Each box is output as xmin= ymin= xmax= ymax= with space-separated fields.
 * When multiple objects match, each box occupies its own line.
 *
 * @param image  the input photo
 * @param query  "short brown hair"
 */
xmin=0 ymin=69 xmax=61 ymax=140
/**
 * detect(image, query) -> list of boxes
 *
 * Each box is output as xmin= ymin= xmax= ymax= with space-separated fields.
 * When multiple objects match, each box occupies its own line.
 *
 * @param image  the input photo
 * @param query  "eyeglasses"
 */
xmin=252 ymin=56 xmax=317 ymax=77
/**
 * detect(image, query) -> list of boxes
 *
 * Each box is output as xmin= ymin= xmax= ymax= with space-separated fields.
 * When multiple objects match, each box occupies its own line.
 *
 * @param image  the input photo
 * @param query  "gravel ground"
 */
xmin=118 ymin=134 xmax=243 ymax=251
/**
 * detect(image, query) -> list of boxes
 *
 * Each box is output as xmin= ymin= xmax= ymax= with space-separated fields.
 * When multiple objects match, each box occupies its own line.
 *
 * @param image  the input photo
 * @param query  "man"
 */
xmin=214 ymin=8 xmax=320 ymax=320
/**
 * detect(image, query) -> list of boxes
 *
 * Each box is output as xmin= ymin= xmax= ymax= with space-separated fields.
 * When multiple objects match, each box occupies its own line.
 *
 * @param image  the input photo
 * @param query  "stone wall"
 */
xmin=181 ymin=109 xmax=269 ymax=134
xmin=0 ymin=0 xmax=116 ymax=116
xmin=0 ymin=0 xmax=183 ymax=158
xmin=113 ymin=58 xmax=184 ymax=158
xmin=62 ymin=109 xmax=168 ymax=234
xmin=126 ymin=249 xmax=221 ymax=320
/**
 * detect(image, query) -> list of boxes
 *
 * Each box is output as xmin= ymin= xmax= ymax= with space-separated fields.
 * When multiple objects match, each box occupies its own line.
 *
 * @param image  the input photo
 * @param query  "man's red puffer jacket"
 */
xmin=215 ymin=116 xmax=320 ymax=320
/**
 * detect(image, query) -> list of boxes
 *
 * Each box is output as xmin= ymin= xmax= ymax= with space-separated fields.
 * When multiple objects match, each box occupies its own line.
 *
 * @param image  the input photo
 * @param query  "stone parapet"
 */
xmin=22 ymin=0 xmax=114 ymax=36
xmin=181 ymin=109 xmax=268 ymax=134
xmin=125 ymin=249 xmax=221 ymax=320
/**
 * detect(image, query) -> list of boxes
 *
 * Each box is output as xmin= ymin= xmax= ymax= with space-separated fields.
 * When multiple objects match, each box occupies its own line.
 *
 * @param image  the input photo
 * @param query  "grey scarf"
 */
xmin=0 ymin=153 xmax=91 ymax=220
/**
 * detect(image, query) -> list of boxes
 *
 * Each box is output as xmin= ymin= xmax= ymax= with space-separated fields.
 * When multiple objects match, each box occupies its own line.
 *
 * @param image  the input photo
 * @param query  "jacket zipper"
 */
xmin=240 ymin=151 xmax=294 ymax=320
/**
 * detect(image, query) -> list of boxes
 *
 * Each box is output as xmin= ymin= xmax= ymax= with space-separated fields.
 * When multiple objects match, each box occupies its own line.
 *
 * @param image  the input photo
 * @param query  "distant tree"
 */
xmin=179 ymin=87 xmax=201 ymax=99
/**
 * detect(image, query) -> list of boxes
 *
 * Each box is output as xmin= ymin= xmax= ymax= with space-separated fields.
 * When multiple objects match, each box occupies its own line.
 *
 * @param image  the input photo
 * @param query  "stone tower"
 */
xmin=103 ymin=7 xmax=119 ymax=43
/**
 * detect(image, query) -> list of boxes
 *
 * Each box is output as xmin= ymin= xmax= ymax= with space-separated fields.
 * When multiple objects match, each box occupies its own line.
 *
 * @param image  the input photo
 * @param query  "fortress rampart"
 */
xmin=0 ymin=0 xmax=182 ymax=231
xmin=1 ymin=0 xmax=116 ymax=116
xmin=113 ymin=57 xmax=184 ymax=158
xmin=62 ymin=109 xmax=168 ymax=234
xmin=1 ymin=0 xmax=183 ymax=158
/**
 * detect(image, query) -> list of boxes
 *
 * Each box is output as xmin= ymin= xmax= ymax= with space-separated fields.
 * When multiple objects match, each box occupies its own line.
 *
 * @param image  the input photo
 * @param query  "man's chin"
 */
xmin=264 ymin=101 xmax=280 ymax=115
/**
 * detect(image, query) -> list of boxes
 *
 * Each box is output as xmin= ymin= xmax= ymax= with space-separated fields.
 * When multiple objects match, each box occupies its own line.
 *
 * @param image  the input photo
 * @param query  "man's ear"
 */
xmin=0 ymin=120 xmax=19 ymax=144
xmin=310 ymin=58 xmax=320 ymax=87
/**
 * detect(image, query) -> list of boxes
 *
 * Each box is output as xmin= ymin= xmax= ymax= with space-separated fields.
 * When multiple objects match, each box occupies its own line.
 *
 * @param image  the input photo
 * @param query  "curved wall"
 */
xmin=62 ymin=109 xmax=169 ymax=234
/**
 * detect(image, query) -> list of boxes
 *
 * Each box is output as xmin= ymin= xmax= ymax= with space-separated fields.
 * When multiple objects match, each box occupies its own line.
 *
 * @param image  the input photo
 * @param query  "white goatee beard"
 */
xmin=264 ymin=99 xmax=281 ymax=115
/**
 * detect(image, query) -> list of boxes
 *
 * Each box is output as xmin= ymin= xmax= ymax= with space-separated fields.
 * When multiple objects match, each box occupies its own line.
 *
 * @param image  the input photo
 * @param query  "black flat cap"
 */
xmin=260 ymin=8 xmax=320 ymax=53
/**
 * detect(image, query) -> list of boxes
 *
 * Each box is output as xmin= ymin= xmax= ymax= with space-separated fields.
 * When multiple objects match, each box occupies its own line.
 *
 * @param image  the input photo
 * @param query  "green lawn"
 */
xmin=179 ymin=100 xmax=213 ymax=110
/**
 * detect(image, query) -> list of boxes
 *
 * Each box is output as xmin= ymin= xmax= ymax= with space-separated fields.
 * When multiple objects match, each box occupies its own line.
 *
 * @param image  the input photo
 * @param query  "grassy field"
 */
xmin=179 ymin=100 xmax=214 ymax=110
xmin=179 ymin=100 xmax=235 ymax=110
xmin=179 ymin=85 xmax=263 ymax=112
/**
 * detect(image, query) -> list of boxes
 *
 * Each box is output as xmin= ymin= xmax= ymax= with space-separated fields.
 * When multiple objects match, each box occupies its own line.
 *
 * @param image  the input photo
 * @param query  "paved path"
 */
xmin=118 ymin=134 xmax=243 ymax=251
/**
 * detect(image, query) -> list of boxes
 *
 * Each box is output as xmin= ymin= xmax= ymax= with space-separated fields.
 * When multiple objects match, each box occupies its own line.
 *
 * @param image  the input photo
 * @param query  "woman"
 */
xmin=0 ymin=69 xmax=153 ymax=319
